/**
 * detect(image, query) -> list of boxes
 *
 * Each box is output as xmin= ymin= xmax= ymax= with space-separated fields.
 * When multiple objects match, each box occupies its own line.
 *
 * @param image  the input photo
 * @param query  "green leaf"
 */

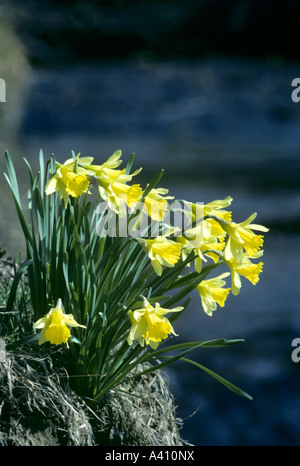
xmin=6 ymin=332 xmax=39 ymax=351
xmin=140 ymin=169 xmax=165 ymax=200
xmin=4 ymin=151 xmax=21 ymax=203
xmin=39 ymin=149 xmax=46 ymax=200
xmin=6 ymin=259 xmax=33 ymax=311
xmin=62 ymin=251 xmax=70 ymax=293
xmin=23 ymin=157 xmax=35 ymax=187
xmin=125 ymin=153 xmax=135 ymax=175
xmin=178 ymin=357 xmax=253 ymax=401
xmin=150 ymin=338 xmax=244 ymax=358
xmin=4 ymin=162 xmax=33 ymax=244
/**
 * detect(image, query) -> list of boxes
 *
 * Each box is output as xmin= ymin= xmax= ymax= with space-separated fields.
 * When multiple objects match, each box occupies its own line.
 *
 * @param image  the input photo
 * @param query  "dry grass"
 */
xmin=0 ymin=345 xmax=188 ymax=446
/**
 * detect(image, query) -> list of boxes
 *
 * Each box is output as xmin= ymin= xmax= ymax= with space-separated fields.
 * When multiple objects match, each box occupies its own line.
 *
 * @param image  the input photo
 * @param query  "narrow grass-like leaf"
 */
xmin=6 ymin=259 xmax=33 ymax=311
xmin=177 ymin=357 xmax=253 ymax=400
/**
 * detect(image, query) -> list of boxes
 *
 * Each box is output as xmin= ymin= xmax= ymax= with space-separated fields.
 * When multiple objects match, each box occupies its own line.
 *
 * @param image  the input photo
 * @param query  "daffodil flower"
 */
xmin=88 ymin=149 xmax=123 ymax=171
xmin=177 ymin=221 xmax=225 ymax=273
xmin=80 ymin=150 xmax=142 ymax=217
xmin=224 ymin=253 xmax=264 ymax=296
xmin=142 ymin=187 xmax=173 ymax=221
xmin=203 ymin=197 xmax=233 ymax=238
xmin=127 ymin=187 xmax=173 ymax=232
xmin=88 ymin=151 xmax=142 ymax=184
xmin=87 ymin=149 xmax=141 ymax=189
xmin=177 ymin=225 xmax=207 ymax=272
xmin=218 ymin=213 xmax=269 ymax=264
xmin=98 ymin=180 xmax=142 ymax=218
xmin=127 ymin=298 xmax=183 ymax=349
xmin=138 ymin=236 xmax=182 ymax=276
xmin=64 ymin=150 xmax=123 ymax=174
xmin=196 ymin=273 xmax=231 ymax=316
xmin=33 ymin=299 xmax=86 ymax=346
xmin=187 ymin=196 xmax=233 ymax=222
xmin=180 ymin=197 xmax=233 ymax=239
xmin=45 ymin=158 xmax=91 ymax=208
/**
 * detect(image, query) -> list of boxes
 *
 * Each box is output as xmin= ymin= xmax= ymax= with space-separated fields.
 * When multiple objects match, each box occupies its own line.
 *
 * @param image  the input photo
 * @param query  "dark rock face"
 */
xmin=6 ymin=0 xmax=300 ymax=65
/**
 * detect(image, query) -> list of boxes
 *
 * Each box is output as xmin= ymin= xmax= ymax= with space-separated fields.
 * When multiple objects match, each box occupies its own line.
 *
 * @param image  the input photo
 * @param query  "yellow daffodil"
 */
xmin=87 ymin=149 xmax=142 ymax=185
xmin=90 ymin=162 xmax=141 ymax=185
xmin=98 ymin=180 xmax=142 ymax=217
xmin=45 ymin=157 xmax=91 ymax=208
xmin=127 ymin=298 xmax=183 ymax=349
xmin=177 ymin=224 xmax=205 ymax=271
xmin=182 ymin=197 xmax=232 ymax=239
xmin=187 ymin=196 xmax=233 ymax=222
xmin=79 ymin=150 xmax=142 ymax=217
xmin=204 ymin=197 xmax=233 ymax=219
xmin=65 ymin=150 xmax=122 ymax=174
xmin=143 ymin=187 xmax=173 ymax=221
xmin=89 ymin=149 xmax=123 ymax=171
xmin=177 ymin=222 xmax=225 ymax=273
xmin=196 ymin=273 xmax=231 ymax=316
xmin=203 ymin=198 xmax=233 ymax=238
xmin=224 ymin=253 xmax=264 ymax=296
xmin=139 ymin=236 xmax=182 ymax=276
xmin=126 ymin=187 xmax=173 ymax=233
xmin=33 ymin=299 xmax=86 ymax=346
xmin=217 ymin=213 xmax=269 ymax=264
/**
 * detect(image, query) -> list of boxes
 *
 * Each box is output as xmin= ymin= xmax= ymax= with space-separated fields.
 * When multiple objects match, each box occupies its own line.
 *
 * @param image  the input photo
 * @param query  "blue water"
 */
xmin=2 ymin=57 xmax=300 ymax=446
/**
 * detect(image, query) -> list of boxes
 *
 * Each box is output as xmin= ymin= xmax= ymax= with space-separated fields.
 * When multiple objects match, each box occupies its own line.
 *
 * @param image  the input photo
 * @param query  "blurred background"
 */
xmin=1 ymin=0 xmax=300 ymax=446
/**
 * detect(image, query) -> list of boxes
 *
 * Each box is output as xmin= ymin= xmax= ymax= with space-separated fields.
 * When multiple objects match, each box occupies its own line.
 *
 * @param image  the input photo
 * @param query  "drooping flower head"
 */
xmin=88 ymin=150 xmax=141 ymax=183
xmin=179 ymin=197 xmax=233 ymax=241
xmin=98 ymin=180 xmax=143 ymax=218
xmin=143 ymin=187 xmax=174 ymax=221
xmin=127 ymin=298 xmax=183 ymax=349
xmin=217 ymin=212 xmax=269 ymax=264
xmin=86 ymin=150 xmax=143 ymax=217
xmin=138 ymin=236 xmax=182 ymax=276
xmin=224 ymin=253 xmax=264 ymax=296
xmin=186 ymin=196 xmax=233 ymax=222
xmin=45 ymin=155 xmax=92 ymax=208
xmin=177 ymin=220 xmax=225 ymax=273
xmin=33 ymin=299 xmax=86 ymax=346
xmin=196 ymin=273 xmax=231 ymax=316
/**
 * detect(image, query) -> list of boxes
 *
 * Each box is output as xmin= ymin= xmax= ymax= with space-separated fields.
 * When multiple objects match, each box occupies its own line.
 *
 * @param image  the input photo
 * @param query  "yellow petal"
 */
xmin=151 ymin=259 xmax=163 ymax=276
xmin=211 ymin=287 xmax=230 ymax=307
xmin=45 ymin=175 xmax=59 ymax=194
xmin=66 ymin=174 xmax=89 ymax=197
xmin=44 ymin=323 xmax=71 ymax=345
xmin=237 ymin=261 xmax=263 ymax=285
xmin=33 ymin=316 xmax=47 ymax=329
xmin=102 ymin=150 xmax=123 ymax=168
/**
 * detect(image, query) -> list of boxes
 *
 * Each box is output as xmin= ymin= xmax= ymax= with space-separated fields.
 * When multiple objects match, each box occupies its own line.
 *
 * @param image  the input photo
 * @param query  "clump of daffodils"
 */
xmin=4 ymin=149 xmax=268 ymax=401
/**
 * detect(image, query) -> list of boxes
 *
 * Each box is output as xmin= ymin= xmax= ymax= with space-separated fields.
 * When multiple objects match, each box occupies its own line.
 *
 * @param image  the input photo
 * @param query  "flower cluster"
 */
xmin=45 ymin=151 xmax=167 ymax=220
xmin=38 ymin=150 xmax=268 ymax=348
xmin=5 ymin=148 xmax=268 ymax=401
